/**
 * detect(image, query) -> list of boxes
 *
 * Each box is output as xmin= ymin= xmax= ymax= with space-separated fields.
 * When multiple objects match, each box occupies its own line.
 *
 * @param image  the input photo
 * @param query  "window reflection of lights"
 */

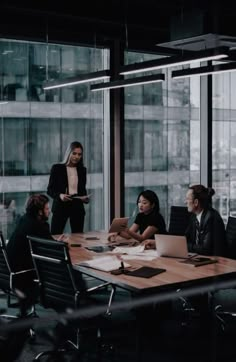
xmin=2 ymin=50 xmax=14 ymax=55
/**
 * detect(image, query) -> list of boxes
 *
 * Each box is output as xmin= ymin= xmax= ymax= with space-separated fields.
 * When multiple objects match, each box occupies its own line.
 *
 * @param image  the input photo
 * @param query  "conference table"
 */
xmin=66 ymin=231 xmax=236 ymax=300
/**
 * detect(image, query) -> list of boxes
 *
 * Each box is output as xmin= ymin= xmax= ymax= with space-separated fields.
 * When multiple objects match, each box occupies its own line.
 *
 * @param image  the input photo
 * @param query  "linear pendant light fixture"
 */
xmin=43 ymin=70 xmax=110 ymax=90
xmin=172 ymin=62 xmax=236 ymax=79
xmin=119 ymin=46 xmax=230 ymax=75
xmin=90 ymin=73 xmax=165 ymax=91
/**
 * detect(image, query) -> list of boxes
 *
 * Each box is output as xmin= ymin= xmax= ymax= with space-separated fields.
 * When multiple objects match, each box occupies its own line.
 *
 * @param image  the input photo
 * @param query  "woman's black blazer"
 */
xmin=47 ymin=163 xmax=87 ymax=212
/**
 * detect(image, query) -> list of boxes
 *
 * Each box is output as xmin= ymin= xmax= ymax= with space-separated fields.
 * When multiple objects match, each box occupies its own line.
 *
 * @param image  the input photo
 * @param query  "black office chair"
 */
xmin=214 ymin=216 xmax=236 ymax=331
xmin=0 ymin=230 xmax=38 ymax=316
xmin=28 ymin=235 xmax=117 ymax=361
xmin=0 ymin=230 xmax=38 ymax=360
xmin=168 ymin=208 xmax=204 ymax=328
xmin=168 ymin=206 xmax=190 ymax=236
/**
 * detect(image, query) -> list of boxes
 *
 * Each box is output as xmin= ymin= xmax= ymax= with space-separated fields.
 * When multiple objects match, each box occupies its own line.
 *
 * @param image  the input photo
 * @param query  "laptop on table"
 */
xmin=154 ymin=234 xmax=189 ymax=258
xmin=108 ymin=217 xmax=129 ymax=233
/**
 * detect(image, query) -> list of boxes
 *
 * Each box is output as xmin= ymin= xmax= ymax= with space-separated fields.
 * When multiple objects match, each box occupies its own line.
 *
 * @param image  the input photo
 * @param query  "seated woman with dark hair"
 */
xmin=110 ymin=189 xmax=167 ymax=244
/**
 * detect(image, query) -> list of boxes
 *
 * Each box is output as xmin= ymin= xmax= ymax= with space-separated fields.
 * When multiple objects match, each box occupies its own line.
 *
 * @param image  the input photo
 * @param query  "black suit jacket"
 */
xmin=7 ymin=214 xmax=53 ymax=272
xmin=47 ymin=163 xmax=87 ymax=212
xmin=185 ymin=207 xmax=226 ymax=256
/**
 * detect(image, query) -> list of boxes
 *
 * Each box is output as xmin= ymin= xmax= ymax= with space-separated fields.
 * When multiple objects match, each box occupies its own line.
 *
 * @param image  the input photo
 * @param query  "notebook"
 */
xmin=125 ymin=266 xmax=166 ymax=278
xmin=179 ymin=257 xmax=218 ymax=267
xmin=108 ymin=217 xmax=129 ymax=233
xmin=155 ymin=234 xmax=189 ymax=258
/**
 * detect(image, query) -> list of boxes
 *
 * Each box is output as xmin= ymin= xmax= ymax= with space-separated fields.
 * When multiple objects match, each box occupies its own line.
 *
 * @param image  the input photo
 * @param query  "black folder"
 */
xmin=125 ymin=266 xmax=166 ymax=278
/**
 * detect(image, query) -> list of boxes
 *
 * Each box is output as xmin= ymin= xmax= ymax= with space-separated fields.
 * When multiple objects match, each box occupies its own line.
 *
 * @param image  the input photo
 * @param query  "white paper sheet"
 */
xmin=78 ymin=255 xmax=130 ymax=272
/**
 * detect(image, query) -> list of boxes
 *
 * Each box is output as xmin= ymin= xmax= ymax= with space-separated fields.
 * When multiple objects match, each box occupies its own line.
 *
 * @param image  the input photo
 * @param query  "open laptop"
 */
xmin=154 ymin=234 xmax=189 ymax=258
xmin=108 ymin=217 xmax=129 ymax=233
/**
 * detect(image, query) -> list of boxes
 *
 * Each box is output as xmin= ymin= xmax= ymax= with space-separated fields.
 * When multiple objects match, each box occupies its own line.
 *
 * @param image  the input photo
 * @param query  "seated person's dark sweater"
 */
xmin=7 ymin=213 xmax=53 ymax=272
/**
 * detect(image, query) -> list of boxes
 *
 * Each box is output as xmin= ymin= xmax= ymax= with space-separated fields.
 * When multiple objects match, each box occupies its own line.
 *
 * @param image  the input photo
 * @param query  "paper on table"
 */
xmin=78 ymin=255 xmax=130 ymax=272
xmin=112 ymin=245 xmax=145 ymax=255
xmin=122 ymin=254 xmax=157 ymax=261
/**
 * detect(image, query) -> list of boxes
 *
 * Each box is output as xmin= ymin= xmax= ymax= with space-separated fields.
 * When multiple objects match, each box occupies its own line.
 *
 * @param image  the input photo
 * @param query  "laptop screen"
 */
xmin=155 ymin=234 xmax=189 ymax=258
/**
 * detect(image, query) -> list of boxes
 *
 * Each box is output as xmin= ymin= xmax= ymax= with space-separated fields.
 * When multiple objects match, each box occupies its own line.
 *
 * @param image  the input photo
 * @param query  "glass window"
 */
xmin=124 ymin=51 xmax=200 ymax=228
xmin=0 ymin=38 xmax=109 ymax=238
xmin=212 ymin=72 xmax=236 ymax=223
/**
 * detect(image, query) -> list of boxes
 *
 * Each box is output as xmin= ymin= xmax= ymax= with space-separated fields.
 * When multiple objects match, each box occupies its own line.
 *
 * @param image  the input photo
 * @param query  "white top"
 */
xmin=197 ymin=210 xmax=203 ymax=224
xmin=66 ymin=166 xmax=78 ymax=195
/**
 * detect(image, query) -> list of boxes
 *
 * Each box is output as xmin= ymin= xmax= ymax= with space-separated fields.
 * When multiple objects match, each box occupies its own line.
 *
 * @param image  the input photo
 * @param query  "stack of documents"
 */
xmin=78 ymin=255 xmax=130 ymax=272
xmin=112 ymin=245 xmax=157 ymax=260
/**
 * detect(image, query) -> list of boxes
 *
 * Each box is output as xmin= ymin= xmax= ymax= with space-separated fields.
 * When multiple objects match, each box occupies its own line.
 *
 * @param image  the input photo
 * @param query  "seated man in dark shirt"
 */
xmin=6 ymin=194 xmax=56 ymax=312
xmin=7 ymin=194 xmax=86 ymax=306
xmin=7 ymin=194 xmax=54 ymax=272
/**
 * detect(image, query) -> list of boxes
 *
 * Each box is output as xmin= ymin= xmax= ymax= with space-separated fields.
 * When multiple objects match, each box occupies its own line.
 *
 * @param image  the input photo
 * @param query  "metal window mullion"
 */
xmin=200 ymin=62 xmax=212 ymax=187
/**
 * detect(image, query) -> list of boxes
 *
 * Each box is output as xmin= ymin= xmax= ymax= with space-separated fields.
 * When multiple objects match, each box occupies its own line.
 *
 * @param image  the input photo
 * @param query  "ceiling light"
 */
xmin=172 ymin=62 xmax=236 ymax=79
xmin=90 ymin=74 xmax=165 ymax=91
xmin=43 ymin=70 xmax=110 ymax=90
xmin=119 ymin=46 xmax=230 ymax=75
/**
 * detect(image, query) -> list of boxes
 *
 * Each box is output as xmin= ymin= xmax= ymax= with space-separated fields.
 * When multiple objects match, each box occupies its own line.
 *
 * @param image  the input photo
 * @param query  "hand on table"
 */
xmin=143 ymin=239 xmax=156 ymax=250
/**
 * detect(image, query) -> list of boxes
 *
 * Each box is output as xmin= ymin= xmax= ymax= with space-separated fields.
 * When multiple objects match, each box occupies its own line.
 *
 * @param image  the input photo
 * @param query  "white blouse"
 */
xmin=66 ymin=166 xmax=78 ymax=195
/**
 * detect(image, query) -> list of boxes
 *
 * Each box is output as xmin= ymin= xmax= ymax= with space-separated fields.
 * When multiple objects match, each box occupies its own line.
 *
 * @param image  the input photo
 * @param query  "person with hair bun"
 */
xmin=47 ymin=141 xmax=89 ymax=234
xmin=111 ymin=189 xmax=167 ymax=244
xmin=185 ymin=184 xmax=226 ymax=256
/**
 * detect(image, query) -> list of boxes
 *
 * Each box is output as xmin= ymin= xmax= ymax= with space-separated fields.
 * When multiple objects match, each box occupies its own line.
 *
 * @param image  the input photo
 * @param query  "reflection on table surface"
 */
xmin=59 ymin=231 xmax=236 ymax=294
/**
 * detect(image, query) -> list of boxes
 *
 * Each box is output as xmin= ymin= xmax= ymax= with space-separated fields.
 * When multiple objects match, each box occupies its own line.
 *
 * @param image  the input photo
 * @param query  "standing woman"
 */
xmin=47 ymin=141 xmax=89 ymax=234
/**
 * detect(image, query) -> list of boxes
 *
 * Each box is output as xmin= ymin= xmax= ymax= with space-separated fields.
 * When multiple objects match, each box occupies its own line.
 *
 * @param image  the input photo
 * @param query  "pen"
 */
xmin=186 ymin=253 xmax=198 ymax=260
xmin=120 ymin=261 xmax=125 ymax=271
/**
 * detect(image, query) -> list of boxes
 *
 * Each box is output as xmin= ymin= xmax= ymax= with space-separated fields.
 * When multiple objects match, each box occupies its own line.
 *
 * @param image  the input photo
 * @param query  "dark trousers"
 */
xmin=51 ymin=199 xmax=85 ymax=234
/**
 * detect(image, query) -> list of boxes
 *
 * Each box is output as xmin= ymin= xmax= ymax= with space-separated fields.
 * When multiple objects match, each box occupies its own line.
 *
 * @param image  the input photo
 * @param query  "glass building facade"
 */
xmin=0 ymin=37 xmax=234 ymax=239
xmin=0 ymin=39 xmax=109 ymax=237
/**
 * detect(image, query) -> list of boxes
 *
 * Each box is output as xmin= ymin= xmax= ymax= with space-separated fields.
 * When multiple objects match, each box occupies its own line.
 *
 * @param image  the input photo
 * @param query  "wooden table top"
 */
xmin=65 ymin=231 xmax=236 ymax=294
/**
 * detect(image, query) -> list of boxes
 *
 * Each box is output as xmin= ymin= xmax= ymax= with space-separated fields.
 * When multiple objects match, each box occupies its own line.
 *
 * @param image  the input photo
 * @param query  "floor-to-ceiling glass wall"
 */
xmin=0 ymin=39 xmax=109 ymax=238
xmin=124 ymin=51 xmax=201 ymax=229
xmin=212 ymin=71 xmax=236 ymax=224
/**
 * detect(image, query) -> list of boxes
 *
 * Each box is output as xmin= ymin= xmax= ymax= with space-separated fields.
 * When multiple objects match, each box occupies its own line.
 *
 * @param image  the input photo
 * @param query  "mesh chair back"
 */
xmin=168 ymin=206 xmax=190 ymax=236
xmin=0 ymin=231 xmax=11 ymax=292
xmin=28 ymin=236 xmax=81 ymax=310
xmin=225 ymin=216 xmax=236 ymax=259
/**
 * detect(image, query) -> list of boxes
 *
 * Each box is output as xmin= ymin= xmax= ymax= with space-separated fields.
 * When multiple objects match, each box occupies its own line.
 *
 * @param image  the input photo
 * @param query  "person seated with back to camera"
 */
xmin=108 ymin=189 xmax=167 ymax=245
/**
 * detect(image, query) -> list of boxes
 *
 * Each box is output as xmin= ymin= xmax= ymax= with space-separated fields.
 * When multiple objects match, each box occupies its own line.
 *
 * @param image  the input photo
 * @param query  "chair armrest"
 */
xmin=13 ymin=268 xmax=36 ymax=276
xmin=10 ymin=269 xmax=37 ymax=293
xmin=85 ymin=281 xmax=111 ymax=294
xmin=85 ymin=282 xmax=116 ymax=316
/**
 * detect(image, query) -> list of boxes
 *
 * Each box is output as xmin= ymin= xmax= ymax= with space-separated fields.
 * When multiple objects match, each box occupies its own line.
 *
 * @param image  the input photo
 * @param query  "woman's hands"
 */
xmin=78 ymin=195 xmax=90 ymax=203
xmin=60 ymin=194 xmax=72 ymax=202
xmin=59 ymin=194 xmax=90 ymax=203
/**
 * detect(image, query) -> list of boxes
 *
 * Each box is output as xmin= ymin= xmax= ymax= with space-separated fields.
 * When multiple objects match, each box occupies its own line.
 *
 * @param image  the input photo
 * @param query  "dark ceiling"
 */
xmin=1 ymin=0 xmax=236 ymax=52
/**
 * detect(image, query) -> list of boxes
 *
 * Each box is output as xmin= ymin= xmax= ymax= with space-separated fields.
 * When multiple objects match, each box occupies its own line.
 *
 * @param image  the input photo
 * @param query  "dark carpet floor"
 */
xmin=1 ymin=291 xmax=236 ymax=362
